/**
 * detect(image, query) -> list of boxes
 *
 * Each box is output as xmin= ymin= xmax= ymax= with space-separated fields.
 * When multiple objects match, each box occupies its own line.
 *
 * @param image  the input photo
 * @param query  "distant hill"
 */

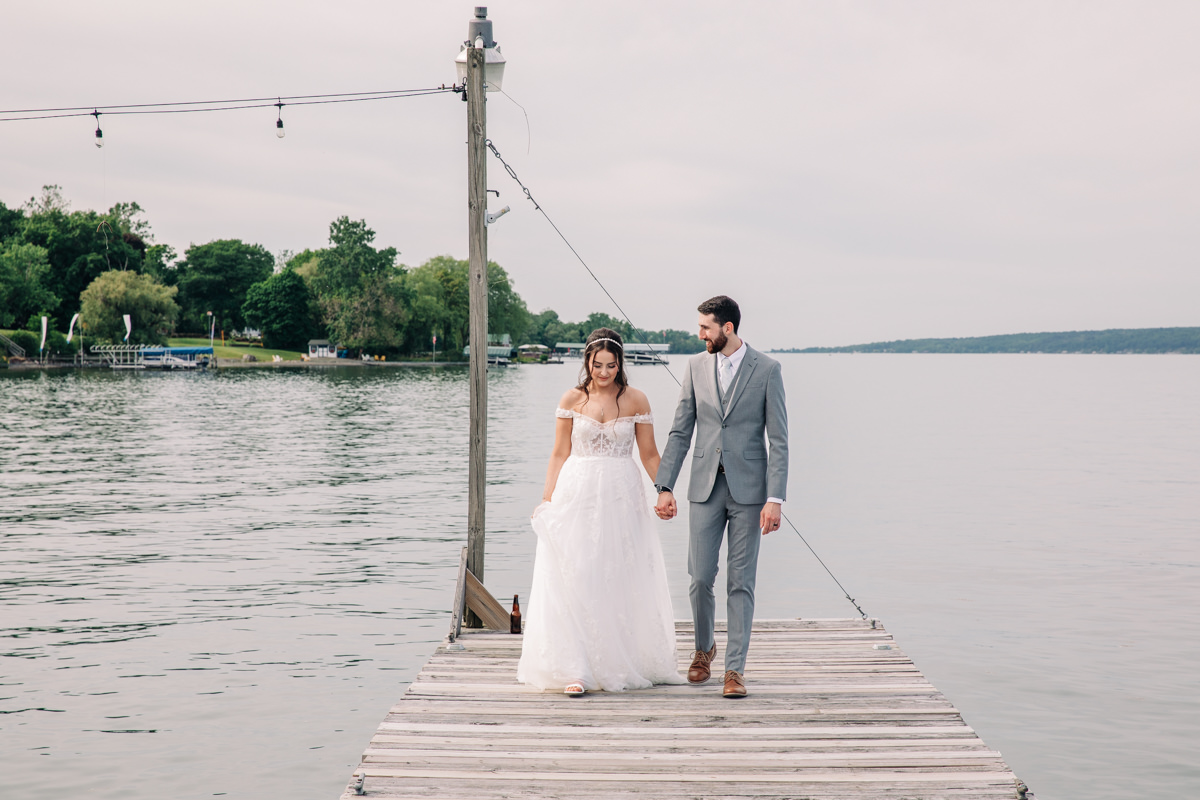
xmin=776 ymin=327 xmax=1200 ymax=354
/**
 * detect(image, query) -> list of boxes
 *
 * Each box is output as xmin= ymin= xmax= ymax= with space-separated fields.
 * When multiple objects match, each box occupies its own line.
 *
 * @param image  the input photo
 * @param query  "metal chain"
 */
xmin=487 ymin=140 xmax=540 ymax=212
xmin=485 ymin=138 xmax=868 ymax=620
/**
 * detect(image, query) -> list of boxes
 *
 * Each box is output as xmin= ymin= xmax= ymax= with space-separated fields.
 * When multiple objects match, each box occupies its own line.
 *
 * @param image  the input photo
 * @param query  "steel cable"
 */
xmin=486 ymin=139 xmax=868 ymax=618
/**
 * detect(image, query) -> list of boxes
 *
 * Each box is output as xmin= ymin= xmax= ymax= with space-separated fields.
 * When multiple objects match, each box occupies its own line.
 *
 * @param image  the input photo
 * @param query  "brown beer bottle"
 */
xmin=510 ymin=594 xmax=522 ymax=634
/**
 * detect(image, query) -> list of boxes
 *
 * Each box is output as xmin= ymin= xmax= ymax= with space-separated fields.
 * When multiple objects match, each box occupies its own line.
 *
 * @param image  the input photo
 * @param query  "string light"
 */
xmin=92 ymin=109 xmax=103 ymax=148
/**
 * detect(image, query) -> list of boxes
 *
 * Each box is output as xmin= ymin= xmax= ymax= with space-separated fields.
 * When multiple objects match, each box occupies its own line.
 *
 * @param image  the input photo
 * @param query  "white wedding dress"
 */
xmin=517 ymin=409 xmax=684 ymax=692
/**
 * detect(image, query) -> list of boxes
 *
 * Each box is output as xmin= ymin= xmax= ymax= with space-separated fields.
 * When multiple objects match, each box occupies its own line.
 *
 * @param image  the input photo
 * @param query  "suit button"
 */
xmin=716 ymin=448 xmax=721 ymax=453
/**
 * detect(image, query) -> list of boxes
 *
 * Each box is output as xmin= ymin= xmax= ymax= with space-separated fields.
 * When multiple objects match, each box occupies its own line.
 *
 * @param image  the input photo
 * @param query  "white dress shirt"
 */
xmin=720 ymin=341 xmax=783 ymax=507
xmin=719 ymin=341 xmax=748 ymax=384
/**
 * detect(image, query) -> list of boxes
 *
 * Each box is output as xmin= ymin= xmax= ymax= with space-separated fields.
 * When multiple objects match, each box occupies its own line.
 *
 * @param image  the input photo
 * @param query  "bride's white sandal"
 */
xmin=564 ymin=682 xmax=586 ymax=697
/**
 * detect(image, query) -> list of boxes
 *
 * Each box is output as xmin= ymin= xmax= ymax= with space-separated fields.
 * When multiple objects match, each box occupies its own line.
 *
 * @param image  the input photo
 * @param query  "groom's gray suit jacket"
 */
xmin=658 ymin=345 xmax=788 ymax=505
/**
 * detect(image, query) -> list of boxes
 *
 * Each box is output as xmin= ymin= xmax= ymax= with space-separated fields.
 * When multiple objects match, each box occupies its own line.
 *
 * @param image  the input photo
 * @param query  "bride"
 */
xmin=517 ymin=328 xmax=684 ymax=695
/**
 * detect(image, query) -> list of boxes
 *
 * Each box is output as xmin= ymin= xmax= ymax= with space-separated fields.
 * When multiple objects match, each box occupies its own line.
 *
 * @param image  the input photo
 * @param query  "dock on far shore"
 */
xmin=340 ymin=618 xmax=1028 ymax=799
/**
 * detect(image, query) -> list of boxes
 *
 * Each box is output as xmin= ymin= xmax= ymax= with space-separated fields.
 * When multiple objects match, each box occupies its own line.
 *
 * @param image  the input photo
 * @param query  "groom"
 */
xmin=655 ymin=296 xmax=788 ymax=698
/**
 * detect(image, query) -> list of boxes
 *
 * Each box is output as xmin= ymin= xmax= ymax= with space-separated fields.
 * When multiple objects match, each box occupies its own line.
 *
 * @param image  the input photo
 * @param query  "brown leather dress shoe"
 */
xmin=722 ymin=670 xmax=747 ymax=698
xmin=687 ymin=644 xmax=717 ymax=684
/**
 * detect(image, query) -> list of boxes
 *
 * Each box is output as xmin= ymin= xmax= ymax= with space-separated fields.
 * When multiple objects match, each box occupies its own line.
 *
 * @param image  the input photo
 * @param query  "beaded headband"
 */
xmin=587 ymin=337 xmax=623 ymax=351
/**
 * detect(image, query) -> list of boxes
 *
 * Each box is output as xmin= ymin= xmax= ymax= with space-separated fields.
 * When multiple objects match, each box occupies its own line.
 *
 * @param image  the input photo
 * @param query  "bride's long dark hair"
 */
xmin=576 ymin=328 xmax=629 ymax=415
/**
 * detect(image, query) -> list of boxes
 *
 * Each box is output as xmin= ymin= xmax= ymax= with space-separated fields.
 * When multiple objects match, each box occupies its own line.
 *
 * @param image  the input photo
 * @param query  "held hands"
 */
xmin=654 ymin=491 xmax=677 ymax=520
xmin=759 ymin=502 xmax=782 ymax=535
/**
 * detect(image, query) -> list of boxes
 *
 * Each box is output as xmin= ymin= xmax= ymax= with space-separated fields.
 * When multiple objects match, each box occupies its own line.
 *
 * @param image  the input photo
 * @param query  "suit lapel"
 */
xmin=722 ymin=347 xmax=758 ymax=419
xmin=703 ymin=352 xmax=721 ymax=411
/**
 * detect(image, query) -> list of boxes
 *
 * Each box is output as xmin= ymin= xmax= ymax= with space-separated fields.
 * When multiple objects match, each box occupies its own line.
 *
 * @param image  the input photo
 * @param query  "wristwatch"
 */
xmin=654 ymin=485 xmax=672 ymax=494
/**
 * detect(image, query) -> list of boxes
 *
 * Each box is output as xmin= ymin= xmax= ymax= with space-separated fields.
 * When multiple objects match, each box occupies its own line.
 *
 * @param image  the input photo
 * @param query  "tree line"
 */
xmin=1 ymin=186 xmax=703 ymax=357
xmin=777 ymin=328 xmax=1200 ymax=354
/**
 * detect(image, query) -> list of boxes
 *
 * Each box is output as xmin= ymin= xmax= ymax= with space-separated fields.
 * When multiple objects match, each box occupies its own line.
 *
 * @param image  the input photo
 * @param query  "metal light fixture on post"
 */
xmin=458 ymin=6 xmax=504 ymax=627
xmin=455 ymin=7 xmax=507 ymax=93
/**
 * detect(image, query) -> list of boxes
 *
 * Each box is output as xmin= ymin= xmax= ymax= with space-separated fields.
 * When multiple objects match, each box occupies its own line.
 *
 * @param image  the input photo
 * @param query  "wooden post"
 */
xmin=465 ymin=44 xmax=488 ymax=627
xmin=448 ymin=546 xmax=468 ymax=642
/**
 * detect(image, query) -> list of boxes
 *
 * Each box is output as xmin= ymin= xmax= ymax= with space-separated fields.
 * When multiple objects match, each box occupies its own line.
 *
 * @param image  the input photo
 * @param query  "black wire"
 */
xmin=782 ymin=511 xmax=868 ymax=618
xmin=485 ymin=138 xmax=870 ymax=619
xmin=0 ymin=88 xmax=453 ymax=115
xmin=0 ymin=88 xmax=455 ymax=122
xmin=484 ymin=139 xmax=681 ymax=387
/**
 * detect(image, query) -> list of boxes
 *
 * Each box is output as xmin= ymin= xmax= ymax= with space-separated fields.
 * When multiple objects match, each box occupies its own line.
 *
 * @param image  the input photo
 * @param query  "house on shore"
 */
xmin=307 ymin=340 xmax=341 ymax=359
xmin=463 ymin=333 xmax=516 ymax=365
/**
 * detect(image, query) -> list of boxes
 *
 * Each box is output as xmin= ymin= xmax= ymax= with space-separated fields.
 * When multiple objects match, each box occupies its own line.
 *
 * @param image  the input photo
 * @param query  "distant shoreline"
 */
xmin=2 ymin=358 xmax=471 ymax=371
xmin=215 ymin=358 xmax=467 ymax=368
xmin=774 ymin=327 xmax=1200 ymax=355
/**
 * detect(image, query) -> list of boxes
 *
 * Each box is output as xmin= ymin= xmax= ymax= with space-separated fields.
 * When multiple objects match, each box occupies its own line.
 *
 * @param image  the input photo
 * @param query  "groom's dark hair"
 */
xmin=698 ymin=295 xmax=740 ymax=333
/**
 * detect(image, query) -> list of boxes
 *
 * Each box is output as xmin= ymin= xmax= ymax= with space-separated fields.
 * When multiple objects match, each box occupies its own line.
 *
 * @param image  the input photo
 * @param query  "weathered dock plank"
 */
xmin=339 ymin=619 xmax=1023 ymax=799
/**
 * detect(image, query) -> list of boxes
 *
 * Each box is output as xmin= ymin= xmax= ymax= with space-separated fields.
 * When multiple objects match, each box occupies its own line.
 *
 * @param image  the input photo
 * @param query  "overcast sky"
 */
xmin=3 ymin=1 xmax=1197 ymax=348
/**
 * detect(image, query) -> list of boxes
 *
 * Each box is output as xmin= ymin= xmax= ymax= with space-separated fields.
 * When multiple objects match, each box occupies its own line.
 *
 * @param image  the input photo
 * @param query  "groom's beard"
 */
xmin=705 ymin=331 xmax=728 ymax=354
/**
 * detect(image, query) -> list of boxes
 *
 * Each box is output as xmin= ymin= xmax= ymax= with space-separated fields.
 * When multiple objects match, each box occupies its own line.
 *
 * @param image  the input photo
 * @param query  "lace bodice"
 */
xmin=557 ymin=408 xmax=652 ymax=458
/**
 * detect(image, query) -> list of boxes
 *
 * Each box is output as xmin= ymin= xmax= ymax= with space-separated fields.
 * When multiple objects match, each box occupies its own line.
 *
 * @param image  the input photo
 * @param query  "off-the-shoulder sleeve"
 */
xmin=632 ymin=412 xmax=654 ymax=424
xmin=555 ymin=407 xmax=574 ymax=419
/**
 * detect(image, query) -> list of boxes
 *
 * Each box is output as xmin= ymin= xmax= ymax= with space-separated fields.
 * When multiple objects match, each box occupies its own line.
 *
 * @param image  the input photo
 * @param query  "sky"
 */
xmin=2 ymin=1 xmax=1197 ymax=349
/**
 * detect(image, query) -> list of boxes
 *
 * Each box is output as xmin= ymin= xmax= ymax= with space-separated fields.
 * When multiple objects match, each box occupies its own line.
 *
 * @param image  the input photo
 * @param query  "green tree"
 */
xmin=524 ymin=307 xmax=701 ymax=353
xmin=310 ymin=217 xmax=398 ymax=295
xmin=404 ymin=256 xmax=468 ymax=354
xmin=488 ymin=262 xmax=531 ymax=345
xmin=19 ymin=316 xmax=69 ymax=356
xmin=142 ymin=244 xmax=178 ymax=285
xmin=16 ymin=186 xmax=153 ymax=321
xmin=544 ymin=319 xmax=584 ymax=347
xmin=175 ymin=239 xmax=274 ymax=333
xmin=79 ymin=270 xmax=179 ymax=345
xmin=583 ymin=312 xmax=628 ymax=338
xmin=309 ymin=217 xmax=408 ymax=351
xmin=0 ymin=199 xmax=24 ymax=241
xmin=527 ymin=308 xmax=561 ymax=347
xmin=401 ymin=255 xmax=530 ymax=354
xmin=7 ymin=329 xmax=39 ymax=359
xmin=242 ymin=270 xmax=320 ymax=350
xmin=287 ymin=249 xmax=321 ymax=281
xmin=660 ymin=328 xmax=705 ymax=353
xmin=321 ymin=274 xmax=408 ymax=351
xmin=0 ymin=241 xmax=58 ymax=328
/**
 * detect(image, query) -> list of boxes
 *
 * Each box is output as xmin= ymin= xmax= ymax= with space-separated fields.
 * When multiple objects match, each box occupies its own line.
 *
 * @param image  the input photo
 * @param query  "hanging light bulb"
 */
xmin=275 ymin=99 xmax=286 ymax=138
xmin=92 ymin=109 xmax=104 ymax=148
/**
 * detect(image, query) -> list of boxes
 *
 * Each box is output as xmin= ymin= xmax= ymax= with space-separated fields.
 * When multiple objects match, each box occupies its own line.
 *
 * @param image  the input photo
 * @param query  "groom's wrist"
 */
xmin=654 ymin=485 xmax=673 ymax=494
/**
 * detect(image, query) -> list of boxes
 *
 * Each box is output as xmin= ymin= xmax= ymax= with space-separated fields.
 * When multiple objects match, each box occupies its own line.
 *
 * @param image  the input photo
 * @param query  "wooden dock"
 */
xmin=340 ymin=619 xmax=1025 ymax=799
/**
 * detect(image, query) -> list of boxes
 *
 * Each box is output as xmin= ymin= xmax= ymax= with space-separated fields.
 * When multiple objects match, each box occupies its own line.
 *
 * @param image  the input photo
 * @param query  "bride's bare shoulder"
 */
xmin=623 ymin=386 xmax=652 ymax=414
xmin=559 ymin=387 xmax=586 ymax=411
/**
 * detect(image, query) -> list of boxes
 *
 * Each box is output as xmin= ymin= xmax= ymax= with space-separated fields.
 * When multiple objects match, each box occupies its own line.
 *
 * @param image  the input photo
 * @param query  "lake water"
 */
xmin=1 ymin=355 xmax=1197 ymax=800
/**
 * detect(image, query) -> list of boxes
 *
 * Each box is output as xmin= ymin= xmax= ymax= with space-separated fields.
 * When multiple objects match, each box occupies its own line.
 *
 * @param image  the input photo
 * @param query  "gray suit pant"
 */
xmin=688 ymin=471 xmax=761 ymax=675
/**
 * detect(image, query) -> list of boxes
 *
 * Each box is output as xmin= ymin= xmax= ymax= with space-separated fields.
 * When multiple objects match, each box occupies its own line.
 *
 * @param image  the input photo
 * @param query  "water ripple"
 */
xmin=2 ymin=358 xmax=1198 ymax=800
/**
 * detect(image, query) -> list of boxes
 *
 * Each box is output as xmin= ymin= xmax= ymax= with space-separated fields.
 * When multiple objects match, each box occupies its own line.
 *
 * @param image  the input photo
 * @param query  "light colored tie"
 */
xmin=719 ymin=356 xmax=733 ymax=394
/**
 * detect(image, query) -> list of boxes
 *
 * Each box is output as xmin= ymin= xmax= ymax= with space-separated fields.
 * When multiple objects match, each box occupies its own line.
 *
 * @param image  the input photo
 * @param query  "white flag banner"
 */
xmin=123 ymin=314 xmax=132 ymax=342
xmin=66 ymin=313 xmax=80 ymax=344
xmin=40 ymin=316 xmax=48 ymax=352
